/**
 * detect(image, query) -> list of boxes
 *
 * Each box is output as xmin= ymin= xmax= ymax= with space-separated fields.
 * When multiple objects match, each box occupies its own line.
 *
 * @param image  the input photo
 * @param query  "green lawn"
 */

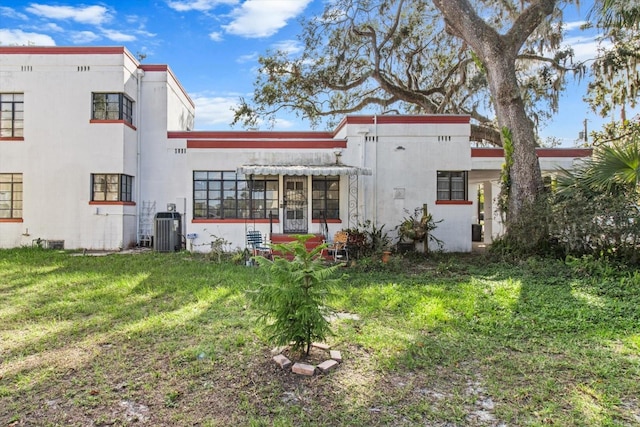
xmin=1 ymin=248 xmax=639 ymax=426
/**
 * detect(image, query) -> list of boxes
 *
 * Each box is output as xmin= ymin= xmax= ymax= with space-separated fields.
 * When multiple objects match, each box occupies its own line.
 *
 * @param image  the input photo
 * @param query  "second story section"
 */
xmin=0 ymin=46 xmax=194 ymax=165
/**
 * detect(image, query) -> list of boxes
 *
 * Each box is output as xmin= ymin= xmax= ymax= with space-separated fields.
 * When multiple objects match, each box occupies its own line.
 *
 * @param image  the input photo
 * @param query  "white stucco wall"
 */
xmin=1 ymin=47 xmax=591 ymax=253
xmin=0 ymin=49 xmax=141 ymax=249
xmin=337 ymin=118 xmax=473 ymax=252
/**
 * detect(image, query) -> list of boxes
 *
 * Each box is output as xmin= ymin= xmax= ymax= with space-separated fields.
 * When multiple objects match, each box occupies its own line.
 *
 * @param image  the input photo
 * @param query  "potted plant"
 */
xmin=395 ymin=205 xmax=443 ymax=253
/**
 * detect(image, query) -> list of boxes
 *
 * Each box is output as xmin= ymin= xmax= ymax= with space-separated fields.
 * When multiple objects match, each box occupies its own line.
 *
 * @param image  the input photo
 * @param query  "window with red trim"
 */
xmin=92 ymin=93 xmax=133 ymax=125
xmin=91 ymin=174 xmax=133 ymax=202
xmin=437 ymin=171 xmax=468 ymax=201
xmin=193 ymin=171 xmax=278 ymax=219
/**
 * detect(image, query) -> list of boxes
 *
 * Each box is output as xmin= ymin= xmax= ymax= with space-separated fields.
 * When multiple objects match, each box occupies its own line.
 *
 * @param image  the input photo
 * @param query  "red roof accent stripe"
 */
xmin=139 ymin=64 xmax=168 ymax=72
xmin=471 ymin=148 xmax=593 ymax=158
xmin=170 ymin=130 xmax=335 ymax=139
xmin=187 ymin=140 xmax=347 ymax=149
xmin=0 ymin=46 xmax=127 ymax=55
xmin=334 ymin=114 xmax=470 ymax=135
xmin=0 ymin=46 xmax=194 ymax=108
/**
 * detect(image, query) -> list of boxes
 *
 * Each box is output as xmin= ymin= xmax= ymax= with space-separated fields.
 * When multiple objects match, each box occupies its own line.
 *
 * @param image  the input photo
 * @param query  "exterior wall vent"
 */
xmin=21 ymin=65 xmax=33 ymax=72
xmin=46 ymin=240 xmax=64 ymax=250
xmin=77 ymin=65 xmax=90 ymax=72
xmin=438 ymin=135 xmax=452 ymax=142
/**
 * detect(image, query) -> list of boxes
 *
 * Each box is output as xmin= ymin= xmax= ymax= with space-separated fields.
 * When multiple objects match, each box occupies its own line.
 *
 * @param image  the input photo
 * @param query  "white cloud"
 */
xmin=26 ymin=4 xmax=111 ymax=25
xmin=271 ymin=39 xmax=302 ymax=55
xmin=564 ymin=35 xmax=612 ymax=63
xmin=0 ymin=28 xmax=55 ymax=45
xmin=102 ymin=29 xmax=137 ymax=42
xmin=133 ymin=28 xmax=157 ymax=38
xmin=563 ymin=20 xmax=588 ymax=31
xmin=223 ymin=0 xmax=312 ymax=38
xmin=209 ymin=31 xmax=223 ymax=42
xmin=271 ymin=118 xmax=296 ymax=129
xmin=125 ymin=14 xmax=140 ymax=24
xmin=69 ymin=31 xmax=101 ymax=44
xmin=236 ymin=52 xmax=258 ymax=63
xmin=167 ymin=0 xmax=237 ymax=12
xmin=192 ymin=93 xmax=241 ymax=128
xmin=42 ymin=23 xmax=64 ymax=32
xmin=0 ymin=7 xmax=28 ymax=20
xmin=192 ymin=92 xmax=304 ymax=130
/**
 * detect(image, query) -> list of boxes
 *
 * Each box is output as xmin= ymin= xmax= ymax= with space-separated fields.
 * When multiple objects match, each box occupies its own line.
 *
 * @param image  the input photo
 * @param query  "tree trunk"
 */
xmin=432 ymin=0 xmax=553 ymax=243
xmin=485 ymin=54 xmax=544 ymax=224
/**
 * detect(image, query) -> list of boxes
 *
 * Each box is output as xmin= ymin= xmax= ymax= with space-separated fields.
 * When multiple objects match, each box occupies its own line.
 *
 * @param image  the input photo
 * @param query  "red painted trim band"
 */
xmin=0 ymin=137 xmax=24 ymax=141
xmin=90 ymin=119 xmax=137 ymax=131
xmin=192 ymin=219 xmax=280 ymax=223
xmin=0 ymin=218 xmax=24 ymax=222
xmin=334 ymin=114 xmax=470 ymax=135
xmin=435 ymin=200 xmax=473 ymax=205
xmin=312 ymin=219 xmax=342 ymax=224
xmin=170 ymin=130 xmax=336 ymax=139
xmin=472 ymin=148 xmax=593 ymax=158
xmin=187 ymin=140 xmax=347 ymax=149
xmin=0 ymin=46 xmax=126 ymax=55
xmin=89 ymin=201 xmax=136 ymax=206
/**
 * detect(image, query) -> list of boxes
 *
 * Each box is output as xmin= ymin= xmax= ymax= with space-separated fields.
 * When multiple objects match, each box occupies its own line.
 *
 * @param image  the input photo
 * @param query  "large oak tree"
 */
xmin=233 ymin=0 xmax=585 ymax=239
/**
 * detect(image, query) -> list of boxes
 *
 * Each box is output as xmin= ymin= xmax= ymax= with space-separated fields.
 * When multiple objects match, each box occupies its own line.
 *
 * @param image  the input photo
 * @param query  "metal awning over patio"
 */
xmin=237 ymin=164 xmax=372 ymax=176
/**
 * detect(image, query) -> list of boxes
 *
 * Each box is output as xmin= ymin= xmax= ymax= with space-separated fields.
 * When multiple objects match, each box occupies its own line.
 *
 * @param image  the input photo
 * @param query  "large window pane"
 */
xmin=0 ymin=173 xmax=23 ymax=218
xmin=0 ymin=93 xmax=24 ymax=138
xmin=91 ymin=173 xmax=134 ymax=202
xmin=312 ymin=176 xmax=340 ymax=219
xmin=193 ymin=171 xmax=278 ymax=219
xmin=92 ymin=93 xmax=134 ymax=125
xmin=437 ymin=171 xmax=468 ymax=201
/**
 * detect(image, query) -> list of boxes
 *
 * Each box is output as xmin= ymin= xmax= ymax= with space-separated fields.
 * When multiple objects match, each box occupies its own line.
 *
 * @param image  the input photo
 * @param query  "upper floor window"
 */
xmin=0 ymin=93 xmax=24 ymax=138
xmin=0 ymin=173 xmax=23 ymax=219
xmin=193 ymin=171 xmax=278 ymax=219
xmin=437 ymin=171 xmax=468 ymax=201
xmin=92 ymin=93 xmax=133 ymax=125
xmin=91 ymin=174 xmax=133 ymax=202
xmin=312 ymin=176 xmax=340 ymax=219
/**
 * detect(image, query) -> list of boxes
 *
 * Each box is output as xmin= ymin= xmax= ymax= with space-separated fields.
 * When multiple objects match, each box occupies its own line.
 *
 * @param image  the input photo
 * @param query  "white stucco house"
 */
xmin=0 ymin=46 xmax=591 ymax=253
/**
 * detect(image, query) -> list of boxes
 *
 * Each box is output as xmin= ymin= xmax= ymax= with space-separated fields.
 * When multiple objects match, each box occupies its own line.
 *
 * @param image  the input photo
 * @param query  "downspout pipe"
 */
xmin=373 ymin=115 xmax=378 ymax=225
xmin=135 ymin=67 xmax=144 ymax=245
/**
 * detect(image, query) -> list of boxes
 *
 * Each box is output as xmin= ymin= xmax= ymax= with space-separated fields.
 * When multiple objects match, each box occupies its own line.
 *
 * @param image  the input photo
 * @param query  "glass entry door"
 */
xmin=283 ymin=176 xmax=308 ymax=233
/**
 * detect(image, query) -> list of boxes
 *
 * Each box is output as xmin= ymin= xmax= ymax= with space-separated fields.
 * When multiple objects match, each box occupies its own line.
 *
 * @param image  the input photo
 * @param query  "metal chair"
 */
xmin=325 ymin=230 xmax=349 ymax=262
xmin=246 ymin=230 xmax=273 ymax=260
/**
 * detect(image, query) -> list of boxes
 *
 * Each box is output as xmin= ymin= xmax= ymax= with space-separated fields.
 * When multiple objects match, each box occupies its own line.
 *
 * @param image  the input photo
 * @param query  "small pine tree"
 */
xmin=249 ymin=235 xmax=342 ymax=355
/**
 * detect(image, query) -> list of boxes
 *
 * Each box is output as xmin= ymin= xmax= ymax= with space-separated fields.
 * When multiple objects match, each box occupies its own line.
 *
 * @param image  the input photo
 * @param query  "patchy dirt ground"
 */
xmin=3 ymin=339 xmax=511 ymax=427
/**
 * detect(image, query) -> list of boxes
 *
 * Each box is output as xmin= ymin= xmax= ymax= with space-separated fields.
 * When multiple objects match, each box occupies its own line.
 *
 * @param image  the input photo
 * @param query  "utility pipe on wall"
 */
xmin=135 ymin=67 xmax=144 ymax=245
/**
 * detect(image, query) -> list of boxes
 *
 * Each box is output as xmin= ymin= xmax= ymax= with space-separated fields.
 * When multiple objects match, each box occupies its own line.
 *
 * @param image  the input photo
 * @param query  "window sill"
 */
xmin=192 ymin=218 xmax=280 ymax=223
xmin=0 ymin=218 xmax=24 ymax=223
xmin=0 ymin=137 xmax=24 ymax=141
xmin=90 ymin=120 xmax=137 ymax=131
xmin=435 ymin=200 xmax=473 ymax=205
xmin=89 ymin=201 xmax=136 ymax=206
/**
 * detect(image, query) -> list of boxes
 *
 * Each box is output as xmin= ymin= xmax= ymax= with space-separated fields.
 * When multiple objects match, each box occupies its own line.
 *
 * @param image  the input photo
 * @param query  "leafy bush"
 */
xmin=248 ymin=235 xmax=343 ymax=355
xmin=343 ymin=220 xmax=392 ymax=259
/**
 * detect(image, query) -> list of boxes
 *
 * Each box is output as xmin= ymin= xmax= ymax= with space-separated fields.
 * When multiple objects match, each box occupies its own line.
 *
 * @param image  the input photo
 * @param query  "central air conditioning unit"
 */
xmin=153 ymin=212 xmax=181 ymax=252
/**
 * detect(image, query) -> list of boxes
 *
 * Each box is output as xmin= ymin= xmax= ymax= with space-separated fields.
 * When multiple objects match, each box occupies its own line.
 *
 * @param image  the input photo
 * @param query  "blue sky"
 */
xmin=0 ymin=0 xmax=630 ymax=145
